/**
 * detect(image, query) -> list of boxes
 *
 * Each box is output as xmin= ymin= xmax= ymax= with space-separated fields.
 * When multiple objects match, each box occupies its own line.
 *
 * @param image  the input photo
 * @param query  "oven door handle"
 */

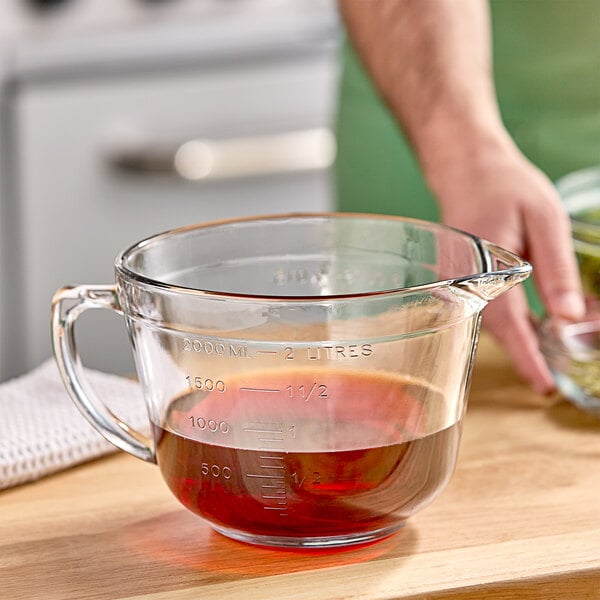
xmin=105 ymin=127 xmax=336 ymax=182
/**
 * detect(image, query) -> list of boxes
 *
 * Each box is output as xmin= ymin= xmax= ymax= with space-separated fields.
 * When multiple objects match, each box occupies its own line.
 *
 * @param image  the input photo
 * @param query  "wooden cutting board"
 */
xmin=1 ymin=334 xmax=599 ymax=600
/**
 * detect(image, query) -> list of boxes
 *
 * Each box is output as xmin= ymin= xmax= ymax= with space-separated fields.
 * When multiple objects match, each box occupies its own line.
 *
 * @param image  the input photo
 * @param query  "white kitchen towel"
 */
xmin=0 ymin=359 xmax=148 ymax=490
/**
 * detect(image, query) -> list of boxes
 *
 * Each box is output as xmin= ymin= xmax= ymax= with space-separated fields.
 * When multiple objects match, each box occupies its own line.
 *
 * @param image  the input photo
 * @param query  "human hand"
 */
xmin=339 ymin=0 xmax=586 ymax=393
xmin=428 ymin=138 xmax=585 ymax=394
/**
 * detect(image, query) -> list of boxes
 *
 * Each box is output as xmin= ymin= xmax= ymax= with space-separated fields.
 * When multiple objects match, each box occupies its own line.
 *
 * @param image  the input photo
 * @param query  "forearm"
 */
xmin=341 ymin=1 xmax=586 ymax=393
xmin=339 ymin=0 xmax=514 ymax=191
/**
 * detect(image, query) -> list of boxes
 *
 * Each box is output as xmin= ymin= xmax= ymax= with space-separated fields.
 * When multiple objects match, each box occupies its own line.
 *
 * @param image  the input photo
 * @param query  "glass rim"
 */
xmin=557 ymin=165 xmax=600 ymax=235
xmin=114 ymin=212 xmax=527 ymax=302
xmin=538 ymin=315 xmax=600 ymax=361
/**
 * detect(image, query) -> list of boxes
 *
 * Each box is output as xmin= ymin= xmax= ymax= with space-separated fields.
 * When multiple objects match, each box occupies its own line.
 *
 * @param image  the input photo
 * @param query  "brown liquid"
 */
xmin=154 ymin=369 xmax=462 ymax=542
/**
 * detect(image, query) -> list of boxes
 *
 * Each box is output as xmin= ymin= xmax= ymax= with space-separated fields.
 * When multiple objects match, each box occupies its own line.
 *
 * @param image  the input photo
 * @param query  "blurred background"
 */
xmin=0 ymin=0 xmax=341 ymax=382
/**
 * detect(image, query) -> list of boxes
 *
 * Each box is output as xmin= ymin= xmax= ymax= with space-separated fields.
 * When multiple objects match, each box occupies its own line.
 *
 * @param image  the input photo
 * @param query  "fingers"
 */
xmin=483 ymin=287 xmax=555 ymax=395
xmin=523 ymin=180 xmax=586 ymax=321
xmin=433 ymin=153 xmax=582 ymax=394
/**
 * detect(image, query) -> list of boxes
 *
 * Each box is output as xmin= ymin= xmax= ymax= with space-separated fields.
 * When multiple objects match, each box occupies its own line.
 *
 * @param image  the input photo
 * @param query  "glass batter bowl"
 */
xmin=51 ymin=213 xmax=530 ymax=548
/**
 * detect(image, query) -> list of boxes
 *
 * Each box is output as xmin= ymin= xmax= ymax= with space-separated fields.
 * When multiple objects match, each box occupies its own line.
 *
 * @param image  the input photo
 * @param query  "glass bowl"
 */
xmin=557 ymin=165 xmax=600 ymax=302
xmin=538 ymin=315 xmax=600 ymax=416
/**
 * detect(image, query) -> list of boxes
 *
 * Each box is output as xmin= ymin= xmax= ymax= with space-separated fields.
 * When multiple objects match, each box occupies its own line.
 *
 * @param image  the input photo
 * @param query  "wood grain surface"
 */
xmin=1 ymin=334 xmax=599 ymax=600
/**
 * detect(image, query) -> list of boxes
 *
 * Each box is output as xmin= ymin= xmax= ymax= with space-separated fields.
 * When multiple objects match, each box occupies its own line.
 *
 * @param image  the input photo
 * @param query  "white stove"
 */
xmin=0 ymin=0 xmax=340 ymax=381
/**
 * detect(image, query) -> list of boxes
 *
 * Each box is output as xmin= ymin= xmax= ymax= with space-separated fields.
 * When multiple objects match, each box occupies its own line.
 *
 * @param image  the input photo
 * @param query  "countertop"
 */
xmin=1 ymin=334 xmax=599 ymax=600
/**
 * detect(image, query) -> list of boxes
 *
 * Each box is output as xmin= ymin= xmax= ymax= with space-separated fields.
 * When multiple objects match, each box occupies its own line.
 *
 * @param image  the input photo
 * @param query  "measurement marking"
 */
xmin=259 ymin=464 xmax=284 ymax=469
xmin=261 ymin=495 xmax=286 ymax=499
xmin=255 ymin=350 xmax=278 ymax=355
xmin=259 ymin=455 xmax=284 ymax=460
xmin=240 ymin=387 xmax=280 ymax=393
xmin=259 ymin=437 xmax=284 ymax=442
xmin=261 ymin=484 xmax=285 ymax=489
xmin=246 ymin=474 xmax=285 ymax=479
xmin=259 ymin=447 xmax=284 ymax=452
xmin=264 ymin=505 xmax=288 ymax=510
xmin=243 ymin=428 xmax=283 ymax=434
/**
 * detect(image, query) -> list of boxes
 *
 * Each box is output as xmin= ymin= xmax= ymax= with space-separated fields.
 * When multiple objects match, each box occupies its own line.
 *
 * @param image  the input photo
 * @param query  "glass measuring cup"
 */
xmin=51 ymin=213 xmax=530 ymax=548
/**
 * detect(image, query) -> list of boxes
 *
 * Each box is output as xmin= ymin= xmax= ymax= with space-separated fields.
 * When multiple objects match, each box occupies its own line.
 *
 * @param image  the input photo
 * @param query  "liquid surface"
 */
xmin=154 ymin=370 xmax=462 ymax=541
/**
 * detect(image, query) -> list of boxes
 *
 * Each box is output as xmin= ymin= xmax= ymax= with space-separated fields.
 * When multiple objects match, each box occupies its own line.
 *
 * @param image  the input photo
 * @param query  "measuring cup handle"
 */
xmin=51 ymin=284 xmax=155 ymax=463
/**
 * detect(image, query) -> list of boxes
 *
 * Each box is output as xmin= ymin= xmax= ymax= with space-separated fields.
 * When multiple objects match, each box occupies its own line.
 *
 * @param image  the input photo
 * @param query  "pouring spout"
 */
xmin=454 ymin=239 xmax=532 ymax=302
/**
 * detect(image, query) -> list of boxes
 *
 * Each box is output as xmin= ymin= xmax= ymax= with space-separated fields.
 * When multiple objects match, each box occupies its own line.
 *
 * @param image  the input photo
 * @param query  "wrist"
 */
xmin=414 ymin=109 xmax=518 ymax=201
